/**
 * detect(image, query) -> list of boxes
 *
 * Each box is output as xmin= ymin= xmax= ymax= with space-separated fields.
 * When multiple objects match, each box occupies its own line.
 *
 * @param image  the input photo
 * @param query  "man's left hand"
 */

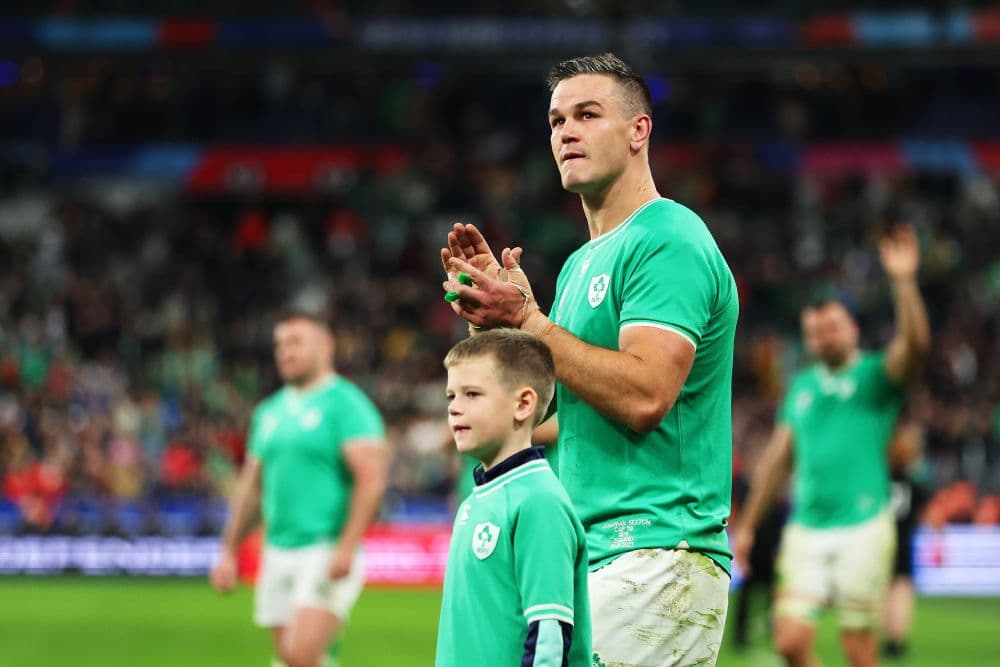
xmin=879 ymin=225 xmax=920 ymax=281
xmin=443 ymin=256 xmax=538 ymax=329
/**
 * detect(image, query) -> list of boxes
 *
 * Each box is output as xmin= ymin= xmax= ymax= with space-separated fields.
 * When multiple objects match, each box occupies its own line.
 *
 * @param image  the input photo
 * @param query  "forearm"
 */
xmin=740 ymin=453 xmax=791 ymax=532
xmin=337 ymin=476 xmax=386 ymax=551
xmin=890 ymin=277 xmax=931 ymax=360
xmin=524 ymin=312 xmax=683 ymax=433
xmin=220 ymin=477 xmax=260 ymax=554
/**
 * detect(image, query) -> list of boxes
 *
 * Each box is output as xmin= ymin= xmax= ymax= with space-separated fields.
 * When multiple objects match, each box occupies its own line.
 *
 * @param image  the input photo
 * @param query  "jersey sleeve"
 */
xmin=514 ymin=490 xmax=578 ymax=625
xmin=514 ymin=491 xmax=579 ymax=666
xmin=619 ymin=223 xmax=717 ymax=348
xmin=338 ymin=387 xmax=386 ymax=444
xmin=246 ymin=405 xmax=265 ymax=458
xmin=776 ymin=377 xmax=797 ymax=428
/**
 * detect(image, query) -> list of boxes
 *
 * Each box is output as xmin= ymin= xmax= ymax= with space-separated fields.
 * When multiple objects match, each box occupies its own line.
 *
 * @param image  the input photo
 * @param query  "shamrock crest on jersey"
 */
xmin=588 ymin=274 xmax=610 ymax=308
xmin=472 ymin=522 xmax=500 ymax=559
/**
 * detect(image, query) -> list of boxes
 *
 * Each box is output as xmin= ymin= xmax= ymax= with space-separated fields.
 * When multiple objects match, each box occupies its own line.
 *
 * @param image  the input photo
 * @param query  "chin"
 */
xmin=562 ymin=176 xmax=591 ymax=194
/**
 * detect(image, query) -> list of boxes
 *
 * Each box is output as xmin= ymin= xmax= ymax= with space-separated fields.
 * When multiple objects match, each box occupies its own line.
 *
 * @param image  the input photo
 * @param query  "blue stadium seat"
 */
xmin=0 ymin=499 xmax=23 ymax=534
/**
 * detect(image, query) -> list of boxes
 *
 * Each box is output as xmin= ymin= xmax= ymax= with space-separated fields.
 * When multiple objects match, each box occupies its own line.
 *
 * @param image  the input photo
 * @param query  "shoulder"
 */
xmin=326 ymin=376 xmax=378 ymax=407
xmin=511 ymin=469 xmax=575 ymax=514
xmin=623 ymin=199 xmax=720 ymax=264
xmin=253 ymin=389 xmax=285 ymax=416
xmin=786 ymin=366 xmax=816 ymax=394
xmin=634 ymin=199 xmax=709 ymax=239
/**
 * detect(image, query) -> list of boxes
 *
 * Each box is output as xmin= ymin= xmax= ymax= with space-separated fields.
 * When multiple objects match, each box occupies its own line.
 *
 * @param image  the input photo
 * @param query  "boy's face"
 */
xmin=446 ymin=355 xmax=519 ymax=460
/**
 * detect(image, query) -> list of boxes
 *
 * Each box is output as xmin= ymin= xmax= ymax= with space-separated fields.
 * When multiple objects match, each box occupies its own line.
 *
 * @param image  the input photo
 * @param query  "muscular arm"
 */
xmin=738 ymin=425 xmax=794 ymax=534
xmin=337 ymin=439 xmax=389 ymax=553
xmin=883 ymin=276 xmax=931 ymax=384
xmin=524 ymin=312 xmax=695 ymax=434
xmin=880 ymin=225 xmax=931 ymax=384
xmin=219 ymin=455 xmax=263 ymax=556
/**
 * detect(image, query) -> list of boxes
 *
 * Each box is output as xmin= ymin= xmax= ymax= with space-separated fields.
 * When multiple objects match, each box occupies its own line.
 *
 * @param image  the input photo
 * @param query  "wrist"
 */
xmin=521 ymin=309 xmax=554 ymax=339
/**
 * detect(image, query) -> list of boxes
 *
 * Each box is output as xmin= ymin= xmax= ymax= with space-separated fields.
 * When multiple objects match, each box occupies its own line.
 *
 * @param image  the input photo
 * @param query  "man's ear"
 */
xmin=630 ymin=114 xmax=652 ymax=154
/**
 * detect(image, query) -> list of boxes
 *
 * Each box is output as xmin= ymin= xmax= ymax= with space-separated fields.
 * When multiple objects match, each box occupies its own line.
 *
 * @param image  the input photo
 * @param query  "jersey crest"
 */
xmin=472 ymin=521 xmax=501 ymax=560
xmin=300 ymin=408 xmax=323 ymax=430
xmin=588 ymin=274 xmax=611 ymax=308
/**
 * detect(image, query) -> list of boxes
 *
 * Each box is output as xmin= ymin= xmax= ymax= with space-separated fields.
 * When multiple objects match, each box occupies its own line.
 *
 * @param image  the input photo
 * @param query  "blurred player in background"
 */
xmin=884 ymin=421 xmax=933 ymax=660
xmin=734 ymin=225 xmax=930 ymax=667
xmin=441 ymin=52 xmax=738 ymax=666
xmin=436 ymin=329 xmax=591 ymax=666
xmin=731 ymin=449 xmax=786 ymax=650
xmin=210 ymin=311 xmax=388 ymax=667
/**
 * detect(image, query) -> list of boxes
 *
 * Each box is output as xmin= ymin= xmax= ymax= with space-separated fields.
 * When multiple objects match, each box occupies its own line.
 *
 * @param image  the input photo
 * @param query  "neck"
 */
xmin=290 ymin=369 xmax=335 ymax=392
xmin=823 ymin=349 xmax=859 ymax=371
xmin=580 ymin=162 xmax=659 ymax=239
xmin=480 ymin=433 xmax=534 ymax=471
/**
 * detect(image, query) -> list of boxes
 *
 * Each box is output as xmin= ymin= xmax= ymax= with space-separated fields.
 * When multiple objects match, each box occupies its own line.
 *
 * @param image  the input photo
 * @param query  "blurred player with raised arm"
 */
xmin=733 ymin=226 xmax=930 ymax=667
xmin=441 ymin=53 xmax=739 ymax=666
xmin=211 ymin=311 xmax=388 ymax=667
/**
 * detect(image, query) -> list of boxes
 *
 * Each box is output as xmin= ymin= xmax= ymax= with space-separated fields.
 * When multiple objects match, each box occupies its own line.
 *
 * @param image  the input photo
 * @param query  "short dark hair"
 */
xmin=547 ymin=52 xmax=653 ymax=117
xmin=276 ymin=308 xmax=331 ymax=331
xmin=444 ymin=329 xmax=555 ymax=427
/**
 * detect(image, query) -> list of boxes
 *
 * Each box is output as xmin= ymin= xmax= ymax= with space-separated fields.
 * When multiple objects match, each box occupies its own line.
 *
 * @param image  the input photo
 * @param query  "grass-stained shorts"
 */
xmin=589 ymin=548 xmax=730 ymax=666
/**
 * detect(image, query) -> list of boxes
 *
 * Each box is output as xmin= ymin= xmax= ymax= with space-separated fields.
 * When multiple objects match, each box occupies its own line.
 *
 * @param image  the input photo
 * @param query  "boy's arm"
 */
xmin=514 ymin=494 xmax=581 ymax=667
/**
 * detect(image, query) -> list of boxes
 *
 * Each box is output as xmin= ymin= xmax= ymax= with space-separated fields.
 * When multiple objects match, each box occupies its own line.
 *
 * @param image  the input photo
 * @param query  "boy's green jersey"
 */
xmin=779 ymin=351 xmax=904 ymax=528
xmin=248 ymin=375 xmax=385 ymax=548
xmin=549 ymin=198 xmax=738 ymax=573
xmin=435 ymin=449 xmax=592 ymax=667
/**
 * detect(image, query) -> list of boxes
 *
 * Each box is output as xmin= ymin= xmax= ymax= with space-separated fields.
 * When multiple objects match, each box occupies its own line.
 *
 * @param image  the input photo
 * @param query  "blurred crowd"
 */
xmin=2 ymin=57 xmax=1000 ymax=156
xmin=4 ymin=1 xmax=994 ymax=20
xmin=1 ymin=58 xmax=999 ymax=536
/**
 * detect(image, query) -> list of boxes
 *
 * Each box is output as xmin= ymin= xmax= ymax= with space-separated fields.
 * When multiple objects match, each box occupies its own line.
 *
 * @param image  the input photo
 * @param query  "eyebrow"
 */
xmin=548 ymin=100 xmax=604 ymax=116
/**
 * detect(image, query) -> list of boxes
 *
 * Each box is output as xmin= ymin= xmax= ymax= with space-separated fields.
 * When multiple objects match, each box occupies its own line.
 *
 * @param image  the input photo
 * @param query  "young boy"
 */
xmin=435 ymin=329 xmax=592 ymax=667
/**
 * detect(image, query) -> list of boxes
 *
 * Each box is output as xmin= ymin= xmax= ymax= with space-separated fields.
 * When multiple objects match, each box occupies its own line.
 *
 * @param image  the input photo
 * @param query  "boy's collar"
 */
xmin=473 ymin=446 xmax=545 ymax=486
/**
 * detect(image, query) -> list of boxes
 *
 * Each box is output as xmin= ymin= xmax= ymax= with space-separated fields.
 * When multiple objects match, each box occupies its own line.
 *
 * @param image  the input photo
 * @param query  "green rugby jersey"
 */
xmin=549 ymin=198 xmax=738 ymax=574
xmin=436 ymin=448 xmax=591 ymax=667
xmin=248 ymin=375 xmax=385 ymax=548
xmin=779 ymin=351 xmax=904 ymax=528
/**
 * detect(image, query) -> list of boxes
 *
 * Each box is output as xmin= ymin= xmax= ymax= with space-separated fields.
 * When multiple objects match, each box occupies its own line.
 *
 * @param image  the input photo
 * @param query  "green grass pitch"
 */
xmin=0 ymin=578 xmax=997 ymax=666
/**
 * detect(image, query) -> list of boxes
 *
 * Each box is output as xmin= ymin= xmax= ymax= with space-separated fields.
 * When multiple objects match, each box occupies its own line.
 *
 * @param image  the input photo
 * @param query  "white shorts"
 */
xmin=253 ymin=542 xmax=365 ymax=628
xmin=589 ymin=548 xmax=730 ymax=667
xmin=775 ymin=510 xmax=895 ymax=629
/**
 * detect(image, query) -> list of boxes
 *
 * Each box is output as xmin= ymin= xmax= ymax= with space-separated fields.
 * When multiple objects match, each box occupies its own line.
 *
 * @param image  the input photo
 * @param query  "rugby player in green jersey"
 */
xmin=733 ymin=225 xmax=930 ymax=667
xmin=437 ymin=329 xmax=591 ymax=667
xmin=441 ymin=53 xmax=738 ymax=666
xmin=211 ymin=311 xmax=388 ymax=667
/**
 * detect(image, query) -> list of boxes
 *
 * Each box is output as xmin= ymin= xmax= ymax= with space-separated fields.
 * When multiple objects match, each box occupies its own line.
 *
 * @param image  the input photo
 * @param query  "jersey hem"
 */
xmin=588 ymin=545 xmax=733 ymax=577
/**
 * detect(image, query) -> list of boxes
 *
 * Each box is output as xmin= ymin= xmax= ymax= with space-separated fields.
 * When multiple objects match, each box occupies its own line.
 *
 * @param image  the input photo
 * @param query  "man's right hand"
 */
xmin=210 ymin=551 xmax=238 ymax=593
xmin=441 ymin=223 xmax=502 ymax=280
xmin=732 ymin=526 xmax=755 ymax=577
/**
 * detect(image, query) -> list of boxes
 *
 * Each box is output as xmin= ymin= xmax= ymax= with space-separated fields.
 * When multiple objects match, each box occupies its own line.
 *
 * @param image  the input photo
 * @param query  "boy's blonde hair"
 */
xmin=444 ymin=329 xmax=555 ymax=427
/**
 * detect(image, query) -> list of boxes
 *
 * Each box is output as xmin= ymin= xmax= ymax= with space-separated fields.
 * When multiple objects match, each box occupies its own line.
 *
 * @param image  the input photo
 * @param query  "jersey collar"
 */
xmin=585 ymin=197 xmax=666 ymax=251
xmin=473 ymin=446 xmax=545 ymax=486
